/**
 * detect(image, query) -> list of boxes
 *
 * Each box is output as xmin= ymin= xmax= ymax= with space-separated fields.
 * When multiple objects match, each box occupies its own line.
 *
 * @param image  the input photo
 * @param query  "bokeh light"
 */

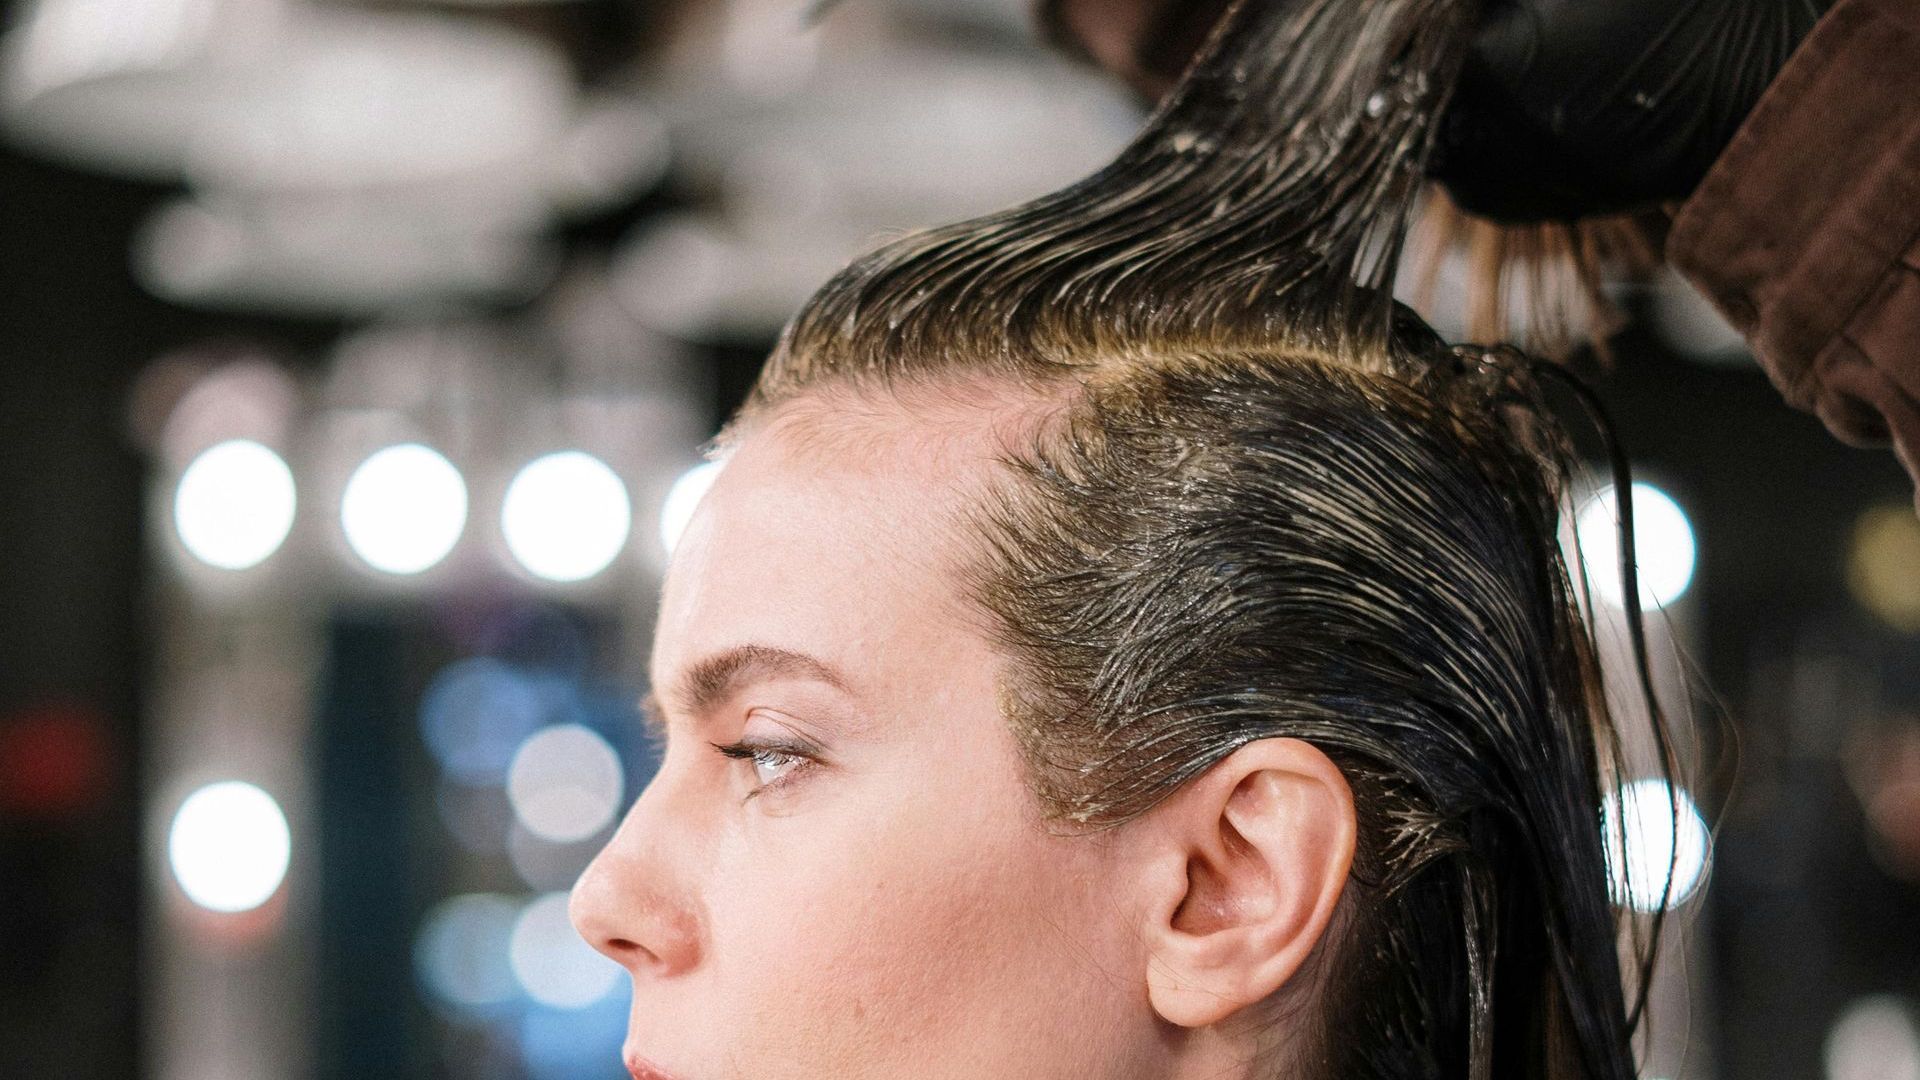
xmin=1601 ymin=778 xmax=1711 ymax=912
xmin=1575 ymin=482 xmax=1697 ymax=609
xmin=151 ymin=357 xmax=300 ymax=468
xmin=340 ymin=442 xmax=467 ymax=574
xmin=520 ymin=983 xmax=632 ymax=1080
xmin=658 ymin=460 xmax=722 ymax=556
xmin=508 ymin=823 xmax=603 ymax=892
xmin=501 ymin=451 xmax=632 ymax=583
xmin=173 ymin=439 xmax=298 ymax=570
xmin=167 ymin=780 xmax=292 ymax=913
xmin=1826 ymin=995 xmax=1920 ymax=1080
xmin=1847 ymin=505 xmax=1920 ymax=633
xmin=509 ymin=892 xmax=620 ymax=1009
xmin=0 ymin=700 xmax=112 ymax=819
xmin=415 ymin=893 xmax=521 ymax=1011
xmin=506 ymin=724 xmax=623 ymax=844
xmin=420 ymin=658 xmax=551 ymax=785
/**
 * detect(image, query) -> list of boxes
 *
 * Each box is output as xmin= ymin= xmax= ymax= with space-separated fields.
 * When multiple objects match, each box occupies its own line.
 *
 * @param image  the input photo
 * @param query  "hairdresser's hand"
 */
xmin=1431 ymin=0 xmax=1836 ymax=222
xmin=1036 ymin=0 xmax=1836 ymax=223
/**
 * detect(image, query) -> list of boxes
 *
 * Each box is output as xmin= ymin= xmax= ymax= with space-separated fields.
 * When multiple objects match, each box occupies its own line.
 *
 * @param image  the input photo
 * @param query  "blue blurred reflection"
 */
xmin=415 ymin=893 xmax=520 ymax=1016
xmin=519 ymin=974 xmax=631 ymax=1080
xmin=419 ymin=658 xmax=548 ymax=784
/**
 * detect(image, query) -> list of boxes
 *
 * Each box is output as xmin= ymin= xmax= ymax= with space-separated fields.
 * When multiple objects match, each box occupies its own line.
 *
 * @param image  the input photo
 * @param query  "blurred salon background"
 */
xmin=0 ymin=0 xmax=1914 ymax=1078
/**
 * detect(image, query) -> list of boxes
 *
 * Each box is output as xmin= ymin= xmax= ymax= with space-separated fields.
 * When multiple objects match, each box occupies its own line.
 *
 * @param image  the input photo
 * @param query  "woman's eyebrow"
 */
xmin=640 ymin=643 xmax=857 ymax=738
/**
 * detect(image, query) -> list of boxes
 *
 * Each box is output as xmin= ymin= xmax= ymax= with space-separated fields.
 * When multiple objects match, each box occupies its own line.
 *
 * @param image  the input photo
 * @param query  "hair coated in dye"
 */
xmin=715 ymin=2 xmax=1692 ymax=1078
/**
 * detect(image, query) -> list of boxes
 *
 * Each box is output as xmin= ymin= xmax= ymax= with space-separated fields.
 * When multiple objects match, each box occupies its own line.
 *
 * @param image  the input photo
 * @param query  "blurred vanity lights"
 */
xmin=340 ymin=443 xmax=468 ymax=575
xmin=167 ymin=436 xmax=712 ymax=586
xmin=146 ymin=355 xmax=302 ymax=469
xmin=416 ymin=892 xmax=522 ymax=1011
xmin=1576 ymin=482 xmax=1698 ymax=610
xmin=1820 ymin=991 xmax=1920 ymax=1076
xmin=420 ymin=658 xmax=551 ymax=785
xmin=506 ymin=723 xmax=623 ymax=844
xmin=173 ymin=439 xmax=298 ymax=571
xmin=517 ymin=986 xmax=631 ymax=1080
xmin=658 ymin=460 xmax=722 ymax=557
xmin=1826 ymin=995 xmax=1920 ymax=1080
xmin=509 ymin=891 xmax=620 ymax=1009
xmin=507 ymin=823 xmax=603 ymax=893
xmin=1602 ymin=778 xmax=1712 ymax=913
xmin=167 ymin=780 xmax=292 ymax=913
xmin=502 ymin=451 xmax=632 ymax=583
xmin=1847 ymin=504 xmax=1920 ymax=633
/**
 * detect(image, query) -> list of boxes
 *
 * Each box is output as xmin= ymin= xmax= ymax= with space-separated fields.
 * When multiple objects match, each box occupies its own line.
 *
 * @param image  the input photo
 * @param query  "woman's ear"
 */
xmin=1136 ymin=737 xmax=1357 ymax=1029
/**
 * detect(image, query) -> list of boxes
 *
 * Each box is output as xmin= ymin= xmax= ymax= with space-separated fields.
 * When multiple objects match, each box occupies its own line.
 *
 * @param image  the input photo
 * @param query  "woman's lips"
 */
xmin=625 ymin=1051 xmax=684 ymax=1080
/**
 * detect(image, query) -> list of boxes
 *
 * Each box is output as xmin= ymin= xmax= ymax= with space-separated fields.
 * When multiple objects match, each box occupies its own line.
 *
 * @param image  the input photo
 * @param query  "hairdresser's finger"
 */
xmin=1811 ymin=360 xmax=1920 ymax=515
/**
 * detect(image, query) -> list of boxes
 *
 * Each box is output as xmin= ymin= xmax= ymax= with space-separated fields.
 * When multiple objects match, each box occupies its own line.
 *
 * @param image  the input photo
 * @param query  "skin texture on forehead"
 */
xmin=721 ymin=375 xmax=1081 ymax=639
xmin=750 ymin=373 xmax=1081 ymax=487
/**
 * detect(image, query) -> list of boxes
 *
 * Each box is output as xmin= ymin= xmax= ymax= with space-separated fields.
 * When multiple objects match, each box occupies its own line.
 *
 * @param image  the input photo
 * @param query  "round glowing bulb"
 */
xmin=420 ymin=658 xmax=548 ymax=785
xmin=507 ymin=724 xmax=624 ymax=844
xmin=1576 ymin=482 xmax=1697 ymax=609
xmin=1827 ymin=995 xmax=1920 ymax=1080
xmin=510 ymin=891 xmax=620 ymax=1009
xmin=341 ymin=443 xmax=467 ymax=574
xmin=1601 ymin=778 xmax=1711 ymax=912
xmin=1847 ymin=505 xmax=1920 ymax=633
xmin=167 ymin=780 xmax=292 ymax=913
xmin=502 ymin=451 xmax=632 ymax=583
xmin=416 ymin=893 xmax=521 ymax=1010
xmin=658 ymin=461 xmax=722 ymax=556
xmin=173 ymin=439 xmax=297 ymax=570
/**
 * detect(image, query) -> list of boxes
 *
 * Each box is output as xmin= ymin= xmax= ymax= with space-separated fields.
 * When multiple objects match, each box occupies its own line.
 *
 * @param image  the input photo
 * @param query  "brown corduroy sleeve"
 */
xmin=1667 ymin=0 xmax=1920 ymax=491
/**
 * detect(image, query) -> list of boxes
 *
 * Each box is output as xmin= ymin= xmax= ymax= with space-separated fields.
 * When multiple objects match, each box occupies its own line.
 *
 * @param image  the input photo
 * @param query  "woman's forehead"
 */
xmin=649 ymin=403 xmax=1002 ymax=698
xmin=749 ymin=374 xmax=1081 ymax=472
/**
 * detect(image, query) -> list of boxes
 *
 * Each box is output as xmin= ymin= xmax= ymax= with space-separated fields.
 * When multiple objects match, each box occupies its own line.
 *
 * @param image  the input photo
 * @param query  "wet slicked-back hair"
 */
xmin=716 ymin=1 xmax=1682 ymax=1078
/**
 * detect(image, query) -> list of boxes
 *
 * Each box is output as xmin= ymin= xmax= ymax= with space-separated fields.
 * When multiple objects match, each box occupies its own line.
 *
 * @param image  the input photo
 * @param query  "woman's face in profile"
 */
xmin=568 ymin=403 xmax=1170 ymax=1080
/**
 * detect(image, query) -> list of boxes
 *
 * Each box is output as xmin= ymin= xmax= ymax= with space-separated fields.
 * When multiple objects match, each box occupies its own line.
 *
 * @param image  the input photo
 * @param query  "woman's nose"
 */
xmin=568 ymin=803 xmax=703 ymax=977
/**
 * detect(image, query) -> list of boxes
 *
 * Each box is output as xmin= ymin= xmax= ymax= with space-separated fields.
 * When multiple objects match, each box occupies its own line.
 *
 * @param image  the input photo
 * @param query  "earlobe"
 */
xmin=1141 ymin=738 xmax=1357 ymax=1030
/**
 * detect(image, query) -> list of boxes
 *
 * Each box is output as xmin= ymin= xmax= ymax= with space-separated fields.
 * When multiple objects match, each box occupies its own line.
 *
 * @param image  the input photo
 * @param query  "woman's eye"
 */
xmin=746 ymin=746 xmax=801 ymax=787
xmin=709 ymin=739 xmax=815 ymax=800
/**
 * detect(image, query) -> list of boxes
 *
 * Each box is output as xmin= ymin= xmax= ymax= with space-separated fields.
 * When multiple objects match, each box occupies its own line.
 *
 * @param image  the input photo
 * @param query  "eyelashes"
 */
xmin=637 ymin=700 xmax=824 ymax=803
xmin=709 ymin=738 xmax=820 ymax=801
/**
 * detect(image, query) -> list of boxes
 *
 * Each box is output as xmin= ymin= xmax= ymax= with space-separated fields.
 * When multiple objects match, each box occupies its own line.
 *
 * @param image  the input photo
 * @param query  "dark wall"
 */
xmin=0 ymin=145 xmax=161 ymax=1080
xmin=0 ymin=140 xmax=341 ymax=1080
